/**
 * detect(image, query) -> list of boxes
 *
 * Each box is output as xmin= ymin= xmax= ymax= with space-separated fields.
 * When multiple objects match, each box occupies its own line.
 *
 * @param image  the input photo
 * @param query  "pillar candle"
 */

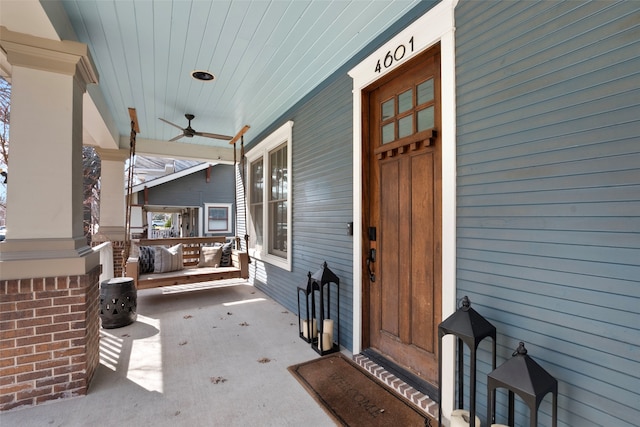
xmin=321 ymin=332 xmax=332 ymax=351
xmin=323 ymin=319 xmax=334 ymax=337
xmin=450 ymin=409 xmax=480 ymax=427
xmin=301 ymin=319 xmax=318 ymax=339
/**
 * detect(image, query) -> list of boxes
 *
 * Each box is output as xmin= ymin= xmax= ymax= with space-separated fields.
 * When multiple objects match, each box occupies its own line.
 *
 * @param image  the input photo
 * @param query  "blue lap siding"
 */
xmin=235 ymin=1 xmax=638 ymax=425
xmin=455 ymin=1 xmax=640 ymax=426
xmin=244 ymin=74 xmax=355 ymax=349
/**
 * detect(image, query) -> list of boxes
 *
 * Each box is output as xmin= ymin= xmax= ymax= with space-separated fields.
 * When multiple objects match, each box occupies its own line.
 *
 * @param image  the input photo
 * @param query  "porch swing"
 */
xmin=122 ymin=115 xmax=251 ymax=288
xmin=122 ymin=110 xmax=250 ymax=259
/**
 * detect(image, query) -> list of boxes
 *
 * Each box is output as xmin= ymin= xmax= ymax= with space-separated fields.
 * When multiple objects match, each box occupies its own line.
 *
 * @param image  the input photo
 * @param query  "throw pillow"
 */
xmin=199 ymin=246 xmax=222 ymax=268
xmin=154 ymin=243 xmax=184 ymax=273
xmin=139 ymin=246 xmax=155 ymax=274
xmin=218 ymin=242 xmax=233 ymax=267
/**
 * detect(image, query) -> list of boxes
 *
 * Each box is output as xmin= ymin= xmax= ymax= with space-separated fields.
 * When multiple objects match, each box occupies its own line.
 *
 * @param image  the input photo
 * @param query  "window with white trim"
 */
xmin=204 ymin=203 xmax=232 ymax=234
xmin=246 ymin=121 xmax=293 ymax=270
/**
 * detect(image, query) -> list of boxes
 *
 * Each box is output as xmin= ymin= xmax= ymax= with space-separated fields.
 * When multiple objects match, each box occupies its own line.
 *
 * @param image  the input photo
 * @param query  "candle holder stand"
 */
xmin=486 ymin=342 xmax=558 ymax=427
xmin=438 ymin=296 xmax=497 ymax=427
xmin=310 ymin=262 xmax=340 ymax=355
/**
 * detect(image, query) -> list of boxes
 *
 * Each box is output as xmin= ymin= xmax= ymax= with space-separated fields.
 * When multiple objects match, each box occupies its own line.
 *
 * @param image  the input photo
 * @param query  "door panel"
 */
xmin=364 ymin=44 xmax=441 ymax=386
xmin=380 ymin=160 xmax=400 ymax=336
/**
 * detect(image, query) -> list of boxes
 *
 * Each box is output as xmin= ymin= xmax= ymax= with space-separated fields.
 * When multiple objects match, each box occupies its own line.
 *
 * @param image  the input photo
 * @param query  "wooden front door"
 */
xmin=363 ymin=45 xmax=442 ymax=386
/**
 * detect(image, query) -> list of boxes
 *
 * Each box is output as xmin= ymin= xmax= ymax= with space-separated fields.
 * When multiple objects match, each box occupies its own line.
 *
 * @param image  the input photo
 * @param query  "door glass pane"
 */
xmin=417 ymin=106 xmax=435 ymax=131
xmin=417 ymin=79 xmax=434 ymax=105
xmin=382 ymin=123 xmax=395 ymax=144
xmin=398 ymin=89 xmax=413 ymax=114
xmin=382 ymin=99 xmax=394 ymax=121
xmin=398 ymin=114 xmax=413 ymax=139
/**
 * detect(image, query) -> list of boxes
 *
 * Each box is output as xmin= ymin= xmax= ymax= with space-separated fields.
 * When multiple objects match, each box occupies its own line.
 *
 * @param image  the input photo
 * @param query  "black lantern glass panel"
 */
xmin=297 ymin=272 xmax=318 ymax=343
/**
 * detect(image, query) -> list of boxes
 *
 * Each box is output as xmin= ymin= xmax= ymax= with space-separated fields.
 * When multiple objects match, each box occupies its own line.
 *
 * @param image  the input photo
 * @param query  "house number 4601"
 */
xmin=374 ymin=37 xmax=414 ymax=73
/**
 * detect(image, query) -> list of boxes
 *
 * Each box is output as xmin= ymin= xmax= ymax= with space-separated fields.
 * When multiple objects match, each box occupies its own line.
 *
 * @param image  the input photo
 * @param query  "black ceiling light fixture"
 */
xmin=191 ymin=70 xmax=215 ymax=81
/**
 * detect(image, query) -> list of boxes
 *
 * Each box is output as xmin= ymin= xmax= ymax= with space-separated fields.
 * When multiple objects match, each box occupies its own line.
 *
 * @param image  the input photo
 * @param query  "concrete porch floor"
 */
xmin=1 ymin=279 xmax=337 ymax=426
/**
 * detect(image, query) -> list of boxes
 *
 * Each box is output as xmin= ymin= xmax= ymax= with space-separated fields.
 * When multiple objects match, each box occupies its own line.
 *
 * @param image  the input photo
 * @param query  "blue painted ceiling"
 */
xmin=18 ymin=0 xmax=424 ymax=154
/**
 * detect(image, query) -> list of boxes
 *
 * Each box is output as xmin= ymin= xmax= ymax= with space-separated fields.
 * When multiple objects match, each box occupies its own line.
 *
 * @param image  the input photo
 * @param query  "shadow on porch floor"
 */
xmin=1 ymin=280 xmax=336 ymax=426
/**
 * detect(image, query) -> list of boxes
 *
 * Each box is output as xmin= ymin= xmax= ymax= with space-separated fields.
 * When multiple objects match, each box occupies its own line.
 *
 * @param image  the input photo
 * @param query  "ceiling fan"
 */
xmin=159 ymin=113 xmax=232 ymax=142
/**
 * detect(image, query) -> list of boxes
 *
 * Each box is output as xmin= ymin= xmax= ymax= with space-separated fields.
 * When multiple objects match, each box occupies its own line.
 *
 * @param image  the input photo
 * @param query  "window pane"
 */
xmin=208 ymin=207 xmax=228 ymax=220
xmin=382 ymin=99 xmax=394 ymax=121
xmin=268 ymin=144 xmax=287 ymax=258
xmin=270 ymin=146 xmax=287 ymax=201
xmin=382 ymin=123 xmax=394 ymax=144
xmin=208 ymin=219 xmax=227 ymax=231
xmin=417 ymin=79 xmax=434 ymax=105
xmin=251 ymin=160 xmax=263 ymax=203
xmin=398 ymin=89 xmax=413 ymax=114
xmin=251 ymin=205 xmax=263 ymax=247
xmin=204 ymin=204 xmax=232 ymax=233
xmin=269 ymin=201 xmax=287 ymax=257
xmin=417 ymin=106 xmax=435 ymax=131
xmin=207 ymin=207 xmax=228 ymax=232
xmin=398 ymin=114 xmax=413 ymax=139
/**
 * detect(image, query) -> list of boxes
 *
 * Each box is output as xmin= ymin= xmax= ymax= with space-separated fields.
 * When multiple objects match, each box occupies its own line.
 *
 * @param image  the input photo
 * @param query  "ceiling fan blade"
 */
xmin=194 ymin=131 xmax=233 ymax=141
xmin=169 ymin=134 xmax=184 ymax=142
xmin=159 ymin=118 xmax=184 ymax=130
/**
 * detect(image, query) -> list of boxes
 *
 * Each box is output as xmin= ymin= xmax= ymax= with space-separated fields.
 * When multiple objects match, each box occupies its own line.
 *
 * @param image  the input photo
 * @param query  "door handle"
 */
xmin=366 ymin=248 xmax=376 ymax=282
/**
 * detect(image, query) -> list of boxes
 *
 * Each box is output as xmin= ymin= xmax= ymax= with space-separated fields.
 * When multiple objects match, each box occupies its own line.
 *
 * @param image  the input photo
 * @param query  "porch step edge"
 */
xmin=353 ymin=353 xmax=439 ymax=420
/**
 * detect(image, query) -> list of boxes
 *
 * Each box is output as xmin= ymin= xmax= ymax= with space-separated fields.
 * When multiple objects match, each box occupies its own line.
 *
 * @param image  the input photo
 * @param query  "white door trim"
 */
xmin=348 ymin=0 xmax=458 ymax=417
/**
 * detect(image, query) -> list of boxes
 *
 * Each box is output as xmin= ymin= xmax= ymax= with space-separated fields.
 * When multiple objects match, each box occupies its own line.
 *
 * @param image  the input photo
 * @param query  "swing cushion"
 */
xmin=139 ymin=246 xmax=155 ymax=274
xmin=199 ymin=245 xmax=223 ymax=268
xmin=218 ymin=242 xmax=233 ymax=267
xmin=154 ymin=244 xmax=184 ymax=273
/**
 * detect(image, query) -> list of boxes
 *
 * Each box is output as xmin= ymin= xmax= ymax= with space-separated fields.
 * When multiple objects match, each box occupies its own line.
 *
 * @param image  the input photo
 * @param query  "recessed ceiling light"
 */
xmin=191 ymin=70 xmax=215 ymax=81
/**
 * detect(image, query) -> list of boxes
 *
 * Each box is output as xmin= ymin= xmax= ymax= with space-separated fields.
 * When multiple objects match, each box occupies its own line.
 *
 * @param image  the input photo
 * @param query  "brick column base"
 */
xmin=0 ymin=265 xmax=102 ymax=411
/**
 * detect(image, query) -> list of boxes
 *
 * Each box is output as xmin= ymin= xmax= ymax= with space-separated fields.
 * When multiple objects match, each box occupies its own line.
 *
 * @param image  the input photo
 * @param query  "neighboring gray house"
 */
xmin=130 ymin=157 xmax=237 ymax=239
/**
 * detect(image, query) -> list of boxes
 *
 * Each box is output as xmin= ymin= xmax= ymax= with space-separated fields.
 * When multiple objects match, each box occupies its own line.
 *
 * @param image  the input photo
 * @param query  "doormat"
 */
xmin=288 ymin=353 xmax=434 ymax=427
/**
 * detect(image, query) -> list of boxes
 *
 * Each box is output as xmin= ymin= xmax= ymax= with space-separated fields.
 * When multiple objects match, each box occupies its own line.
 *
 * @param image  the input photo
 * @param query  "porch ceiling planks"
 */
xmin=54 ymin=0 xmax=423 ymax=153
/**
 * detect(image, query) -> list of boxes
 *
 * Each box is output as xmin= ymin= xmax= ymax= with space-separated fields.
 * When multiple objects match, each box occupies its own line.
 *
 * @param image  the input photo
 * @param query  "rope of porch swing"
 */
xmin=122 ymin=119 xmax=137 ymax=275
xmin=233 ymin=135 xmax=250 ymax=259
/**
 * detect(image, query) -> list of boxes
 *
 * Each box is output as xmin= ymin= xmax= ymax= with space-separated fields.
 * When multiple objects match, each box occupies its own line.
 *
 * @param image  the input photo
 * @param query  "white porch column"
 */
xmin=0 ymin=27 xmax=100 ymax=279
xmin=94 ymin=148 xmax=128 ymax=241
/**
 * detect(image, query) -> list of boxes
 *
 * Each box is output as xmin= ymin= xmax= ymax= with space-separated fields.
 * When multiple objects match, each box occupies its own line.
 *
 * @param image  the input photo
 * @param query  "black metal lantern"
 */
xmin=486 ymin=342 xmax=558 ymax=427
xmin=297 ymin=272 xmax=318 ymax=343
xmin=310 ymin=261 xmax=340 ymax=355
xmin=438 ymin=296 xmax=497 ymax=427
